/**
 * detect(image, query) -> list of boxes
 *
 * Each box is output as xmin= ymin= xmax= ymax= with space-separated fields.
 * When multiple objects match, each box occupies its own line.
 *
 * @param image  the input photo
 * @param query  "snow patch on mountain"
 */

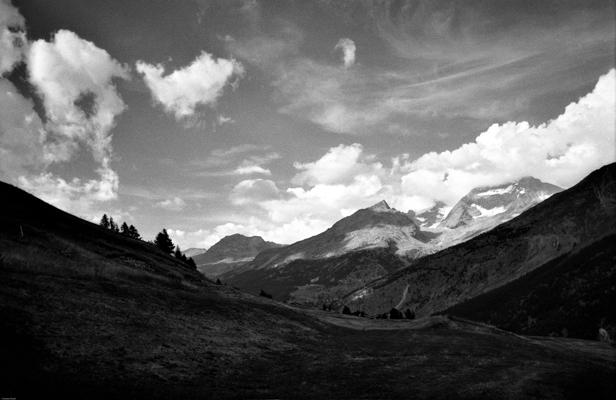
xmin=475 ymin=185 xmax=514 ymax=197
xmin=473 ymin=204 xmax=506 ymax=217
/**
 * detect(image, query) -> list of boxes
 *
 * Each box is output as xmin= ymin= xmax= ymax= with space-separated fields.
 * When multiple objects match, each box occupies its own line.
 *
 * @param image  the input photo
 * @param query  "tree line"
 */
xmin=99 ymin=214 xmax=196 ymax=270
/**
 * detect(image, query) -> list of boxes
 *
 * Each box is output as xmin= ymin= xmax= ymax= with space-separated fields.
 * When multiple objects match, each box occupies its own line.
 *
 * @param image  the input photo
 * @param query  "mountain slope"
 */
xmin=226 ymin=178 xmax=563 ymax=306
xmin=444 ymin=233 xmax=616 ymax=340
xmin=413 ymin=201 xmax=449 ymax=228
xmin=441 ymin=177 xmax=562 ymax=228
xmin=183 ymin=247 xmax=207 ymax=257
xmin=249 ymin=200 xmax=430 ymax=271
xmin=224 ymin=246 xmax=408 ymax=305
xmin=345 ymin=163 xmax=616 ymax=319
xmin=1 ymin=180 xmax=614 ymax=399
xmin=193 ymin=234 xmax=281 ymax=277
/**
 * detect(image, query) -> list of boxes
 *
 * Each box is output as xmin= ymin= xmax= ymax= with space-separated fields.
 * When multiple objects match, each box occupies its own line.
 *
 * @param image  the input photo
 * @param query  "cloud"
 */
xmin=334 ymin=38 xmax=356 ymax=68
xmin=217 ymin=114 xmax=234 ymax=125
xmin=28 ymin=30 xmax=130 ymax=164
xmin=185 ymin=69 xmax=615 ymax=245
xmin=191 ymin=145 xmax=280 ymax=176
xmin=0 ymin=5 xmax=130 ymax=221
xmin=136 ymin=52 xmax=244 ymax=119
xmin=398 ymin=68 xmax=616 ymax=204
xmin=0 ymin=0 xmax=26 ymax=75
xmin=292 ymin=143 xmax=382 ymax=186
xmin=155 ymin=196 xmax=186 ymax=211
xmin=230 ymin=178 xmax=279 ymax=205
xmin=17 ymin=167 xmax=119 ymax=217
xmin=228 ymin=2 xmax=613 ymax=136
xmin=233 ymin=164 xmax=271 ymax=176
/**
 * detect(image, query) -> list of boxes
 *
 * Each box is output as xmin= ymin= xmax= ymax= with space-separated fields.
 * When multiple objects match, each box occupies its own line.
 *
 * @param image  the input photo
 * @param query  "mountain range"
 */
xmin=223 ymin=175 xmax=564 ymax=305
xmin=1 ymin=166 xmax=614 ymax=398
xmin=344 ymin=163 xmax=615 ymax=328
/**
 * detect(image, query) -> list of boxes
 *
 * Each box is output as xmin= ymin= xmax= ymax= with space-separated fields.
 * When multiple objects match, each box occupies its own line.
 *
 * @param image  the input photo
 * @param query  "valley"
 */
xmin=1 ymin=172 xmax=615 ymax=398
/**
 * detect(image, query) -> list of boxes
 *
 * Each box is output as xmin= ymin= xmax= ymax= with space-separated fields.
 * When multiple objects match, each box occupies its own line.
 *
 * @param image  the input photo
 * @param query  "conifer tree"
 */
xmin=154 ymin=229 xmax=174 ymax=254
xmin=186 ymin=257 xmax=196 ymax=269
xmin=100 ymin=214 xmax=110 ymax=229
xmin=128 ymin=225 xmax=141 ymax=240
xmin=174 ymin=245 xmax=183 ymax=259
xmin=109 ymin=217 xmax=119 ymax=233
xmin=120 ymin=222 xmax=130 ymax=236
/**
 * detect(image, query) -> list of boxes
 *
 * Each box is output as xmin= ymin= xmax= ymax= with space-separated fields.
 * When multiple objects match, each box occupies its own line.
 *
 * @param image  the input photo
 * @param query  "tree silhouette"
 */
xmin=154 ymin=229 xmax=174 ymax=254
xmin=186 ymin=257 xmax=197 ymax=270
xmin=109 ymin=217 xmax=119 ymax=233
xmin=174 ymin=245 xmax=184 ymax=260
xmin=342 ymin=305 xmax=351 ymax=315
xmin=100 ymin=214 xmax=110 ymax=229
xmin=128 ymin=225 xmax=141 ymax=240
xmin=120 ymin=222 xmax=130 ymax=236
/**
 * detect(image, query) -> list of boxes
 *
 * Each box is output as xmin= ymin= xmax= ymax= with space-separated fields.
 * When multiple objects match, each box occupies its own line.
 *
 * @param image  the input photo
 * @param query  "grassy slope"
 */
xmin=444 ymin=234 xmax=616 ymax=340
xmin=1 ymin=181 xmax=615 ymax=399
xmin=226 ymin=247 xmax=407 ymax=304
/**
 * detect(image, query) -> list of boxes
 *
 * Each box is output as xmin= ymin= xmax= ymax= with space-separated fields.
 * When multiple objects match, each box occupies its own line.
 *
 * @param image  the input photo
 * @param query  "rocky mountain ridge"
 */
xmin=223 ymin=175 xmax=564 ymax=304
xmin=344 ymin=163 xmax=616 ymax=318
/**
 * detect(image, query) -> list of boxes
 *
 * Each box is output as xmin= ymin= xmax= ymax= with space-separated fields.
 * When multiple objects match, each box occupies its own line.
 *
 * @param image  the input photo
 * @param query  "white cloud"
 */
xmin=28 ymin=30 xmax=130 ymax=165
xmin=398 ymin=68 xmax=616 ymax=205
xmin=155 ymin=196 xmax=186 ymax=211
xmin=292 ymin=143 xmax=383 ymax=185
xmin=191 ymin=69 xmax=615 ymax=245
xmin=19 ymin=29 xmax=130 ymax=217
xmin=233 ymin=164 xmax=271 ymax=176
xmin=0 ymin=9 xmax=130 ymax=221
xmin=230 ymin=178 xmax=279 ymax=205
xmin=136 ymin=52 xmax=244 ymax=119
xmin=217 ymin=114 xmax=234 ymax=125
xmin=17 ymin=166 xmax=119 ymax=218
xmin=334 ymin=38 xmax=356 ymax=68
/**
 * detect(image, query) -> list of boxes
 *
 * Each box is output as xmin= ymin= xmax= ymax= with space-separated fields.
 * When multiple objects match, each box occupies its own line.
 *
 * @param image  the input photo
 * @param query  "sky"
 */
xmin=1 ymin=0 xmax=615 ymax=249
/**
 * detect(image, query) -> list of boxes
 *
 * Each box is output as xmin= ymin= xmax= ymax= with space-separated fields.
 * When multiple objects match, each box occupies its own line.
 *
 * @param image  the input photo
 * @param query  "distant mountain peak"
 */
xmin=368 ymin=200 xmax=391 ymax=212
xmin=441 ymin=176 xmax=562 ymax=229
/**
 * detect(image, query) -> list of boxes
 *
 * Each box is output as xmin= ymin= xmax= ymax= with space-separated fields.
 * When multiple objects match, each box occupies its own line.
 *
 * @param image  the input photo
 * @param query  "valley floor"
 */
xmin=1 ymin=265 xmax=614 ymax=400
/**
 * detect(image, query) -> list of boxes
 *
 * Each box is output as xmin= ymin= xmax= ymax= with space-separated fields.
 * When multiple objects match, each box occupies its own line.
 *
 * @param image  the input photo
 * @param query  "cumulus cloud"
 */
xmin=292 ymin=143 xmax=382 ymax=186
xmin=334 ymin=38 xmax=356 ymax=68
xmin=17 ymin=167 xmax=119 ymax=217
xmin=181 ymin=69 xmax=615 ymax=246
xmin=0 ymin=3 xmax=130 ymax=220
xmin=28 ymin=30 xmax=130 ymax=164
xmin=136 ymin=52 xmax=244 ymax=120
xmin=399 ymin=68 xmax=616 ymax=205
xmin=0 ymin=0 xmax=26 ymax=75
xmin=230 ymin=178 xmax=279 ymax=205
xmin=15 ymin=29 xmax=130 ymax=217
xmin=155 ymin=196 xmax=186 ymax=211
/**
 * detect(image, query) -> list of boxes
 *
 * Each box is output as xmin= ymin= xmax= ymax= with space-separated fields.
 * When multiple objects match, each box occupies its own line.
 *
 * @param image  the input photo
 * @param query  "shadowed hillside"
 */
xmin=444 ymin=234 xmax=616 ymax=340
xmin=345 ymin=163 xmax=616 ymax=321
xmin=1 ymin=181 xmax=614 ymax=399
